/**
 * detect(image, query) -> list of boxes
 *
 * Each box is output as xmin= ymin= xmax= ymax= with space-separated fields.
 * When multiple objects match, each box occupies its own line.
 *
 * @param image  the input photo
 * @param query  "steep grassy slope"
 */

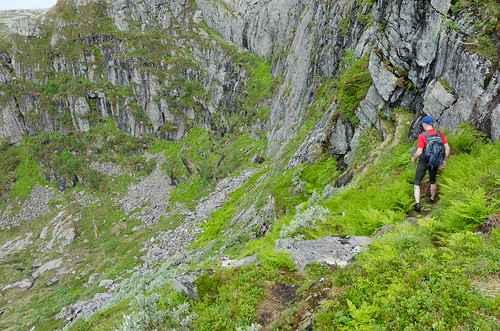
xmin=2 ymin=107 xmax=497 ymax=329
xmin=65 ymin=116 xmax=499 ymax=330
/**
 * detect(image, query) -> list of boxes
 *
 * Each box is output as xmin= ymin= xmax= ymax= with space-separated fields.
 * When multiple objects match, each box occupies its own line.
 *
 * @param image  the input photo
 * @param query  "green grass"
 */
xmin=191 ymin=168 xmax=270 ymax=249
xmin=8 ymin=141 xmax=50 ymax=199
xmin=191 ymin=266 xmax=275 ymax=330
xmin=448 ymin=0 xmax=500 ymax=61
xmin=435 ymin=140 xmax=499 ymax=232
xmin=0 ymin=141 xmax=21 ymax=199
xmin=8 ymin=121 xmax=495 ymax=331
xmin=315 ymin=225 xmax=500 ymax=330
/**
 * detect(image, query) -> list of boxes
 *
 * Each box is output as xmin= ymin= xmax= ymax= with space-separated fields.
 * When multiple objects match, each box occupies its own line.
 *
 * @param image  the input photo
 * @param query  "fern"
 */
xmin=442 ymin=187 xmax=496 ymax=231
xmin=447 ymin=123 xmax=489 ymax=153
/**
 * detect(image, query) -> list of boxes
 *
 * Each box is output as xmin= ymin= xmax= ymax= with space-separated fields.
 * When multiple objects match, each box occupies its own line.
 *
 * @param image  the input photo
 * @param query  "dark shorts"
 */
xmin=414 ymin=159 xmax=438 ymax=186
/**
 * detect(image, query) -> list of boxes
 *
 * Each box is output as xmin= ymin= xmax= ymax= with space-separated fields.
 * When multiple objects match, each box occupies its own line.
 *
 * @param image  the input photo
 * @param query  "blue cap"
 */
xmin=421 ymin=116 xmax=433 ymax=124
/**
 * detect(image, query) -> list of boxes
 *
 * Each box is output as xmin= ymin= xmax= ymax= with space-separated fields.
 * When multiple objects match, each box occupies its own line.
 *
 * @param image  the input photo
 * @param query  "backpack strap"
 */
xmin=423 ymin=130 xmax=440 ymax=137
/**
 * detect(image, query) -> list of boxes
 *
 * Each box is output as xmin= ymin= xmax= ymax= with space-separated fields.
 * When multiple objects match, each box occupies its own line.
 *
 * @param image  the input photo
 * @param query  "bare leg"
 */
xmin=430 ymin=183 xmax=437 ymax=200
xmin=414 ymin=185 xmax=421 ymax=203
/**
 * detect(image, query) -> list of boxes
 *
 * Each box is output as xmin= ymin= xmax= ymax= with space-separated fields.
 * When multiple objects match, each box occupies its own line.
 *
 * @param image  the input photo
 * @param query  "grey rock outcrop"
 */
xmin=54 ymin=292 xmax=114 ymax=324
xmin=174 ymin=269 xmax=215 ymax=300
xmin=0 ymin=185 xmax=58 ymax=229
xmin=0 ymin=9 xmax=48 ymax=29
xmin=287 ymin=105 xmax=337 ymax=169
xmin=0 ymin=232 xmax=36 ymax=261
xmin=10 ymin=17 xmax=42 ymax=37
xmin=44 ymin=210 xmax=79 ymax=253
xmin=422 ymin=79 xmax=457 ymax=120
xmin=227 ymin=194 xmax=275 ymax=238
xmin=2 ymin=278 xmax=33 ymax=291
xmin=371 ymin=0 xmax=499 ymax=140
xmin=197 ymin=0 xmax=303 ymax=59
xmin=275 ymin=235 xmax=372 ymax=271
xmin=33 ymin=258 xmax=64 ymax=278
xmin=107 ymin=0 xmax=194 ymax=31
xmin=0 ymin=100 xmax=25 ymax=145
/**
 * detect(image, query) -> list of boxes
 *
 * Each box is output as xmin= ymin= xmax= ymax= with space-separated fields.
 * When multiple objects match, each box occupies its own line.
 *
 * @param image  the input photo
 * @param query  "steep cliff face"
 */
xmin=197 ymin=0 xmax=499 ymax=167
xmin=370 ymin=0 xmax=499 ymax=140
xmin=0 ymin=0 xmax=497 ymax=160
xmin=1 ymin=0 xmax=272 ymax=149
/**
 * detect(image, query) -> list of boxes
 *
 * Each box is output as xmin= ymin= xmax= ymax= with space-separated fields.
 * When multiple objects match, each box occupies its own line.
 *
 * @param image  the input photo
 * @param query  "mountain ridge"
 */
xmin=0 ymin=0 xmax=498 ymax=329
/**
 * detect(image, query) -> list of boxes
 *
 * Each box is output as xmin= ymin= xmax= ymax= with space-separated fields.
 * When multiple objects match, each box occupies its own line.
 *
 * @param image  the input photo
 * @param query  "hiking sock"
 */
xmin=414 ymin=203 xmax=421 ymax=212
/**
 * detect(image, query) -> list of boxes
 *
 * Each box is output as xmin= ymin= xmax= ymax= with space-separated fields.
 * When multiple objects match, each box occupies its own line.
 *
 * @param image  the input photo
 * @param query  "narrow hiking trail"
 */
xmin=356 ymin=113 xmax=435 ymax=218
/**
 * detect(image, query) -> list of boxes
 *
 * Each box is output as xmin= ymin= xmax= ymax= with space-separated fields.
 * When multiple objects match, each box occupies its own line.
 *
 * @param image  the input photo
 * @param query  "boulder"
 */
xmin=472 ymin=214 xmax=500 ymax=236
xmin=275 ymin=236 xmax=372 ymax=271
xmin=98 ymin=280 xmax=115 ymax=288
xmin=369 ymin=53 xmax=398 ymax=102
xmin=32 ymin=258 xmax=63 ymax=278
xmin=2 ymin=278 xmax=32 ymax=291
xmin=422 ymin=79 xmax=457 ymax=121
xmin=372 ymin=224 xmax=397 ymax=237
xmin=46 ymin=210 xmax=78 ymax=253
xmin=174 ymin=270 xmax=216 ymax=300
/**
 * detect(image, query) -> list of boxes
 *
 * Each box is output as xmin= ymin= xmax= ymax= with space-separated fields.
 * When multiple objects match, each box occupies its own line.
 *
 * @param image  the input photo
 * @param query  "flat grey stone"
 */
xmin=275 ymin=236 xmax=372 ymax=271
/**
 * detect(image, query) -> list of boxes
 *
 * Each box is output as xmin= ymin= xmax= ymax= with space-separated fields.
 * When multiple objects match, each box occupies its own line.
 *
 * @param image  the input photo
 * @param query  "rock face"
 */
xmin=44 ymin=210 xmax=79 ymax=253
xmin=275 ymin=236 xmax=373 ymax=271
xmin=0 ymin=233 xmax=36 ymax=261
xmin=197 ymin=0 xmax=303 ymax=60
xmin=33 ymin=258 xmax=64 ymax=278
xmin=173 ymin=270 xmax=210 ymax=300
xmin=0 ymin=0 xmax=497 ymax=162
xmin=371 ymin=0 xmax=498 ymax=141
xmin=1 ymin=0 xmax=262 ymax=144
xmin=198 ymin=0 xmax=499 ymax=165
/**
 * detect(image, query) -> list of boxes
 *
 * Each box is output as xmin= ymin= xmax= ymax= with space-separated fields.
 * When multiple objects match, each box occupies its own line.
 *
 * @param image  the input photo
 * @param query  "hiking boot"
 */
xmin=426 ymin=199 xmax=436 ymax=204
xmin=414 ymin=203 xmax=421 ymax=212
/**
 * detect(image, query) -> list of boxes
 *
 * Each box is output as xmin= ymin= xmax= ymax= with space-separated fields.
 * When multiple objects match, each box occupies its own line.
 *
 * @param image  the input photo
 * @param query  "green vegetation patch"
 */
xmin=449 ymin=0 xmax=500 ymax=61
xmin=333 ymin=51 xmax=372 ymax=126
xmin=315 ymin=225 xmax=500 ymax=329
xmin=0 ymin=140 xmax=21 ymax=199
xmin=192 ymin=168 xmax=270 ymax=249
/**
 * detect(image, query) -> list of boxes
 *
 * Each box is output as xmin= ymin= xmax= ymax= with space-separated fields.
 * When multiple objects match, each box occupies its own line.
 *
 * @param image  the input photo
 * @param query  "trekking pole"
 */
xmin=410 ymin=162 xmax=415 ymax=170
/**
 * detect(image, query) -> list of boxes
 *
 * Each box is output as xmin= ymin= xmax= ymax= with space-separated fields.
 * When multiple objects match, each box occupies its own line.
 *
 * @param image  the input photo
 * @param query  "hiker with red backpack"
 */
xmin=411 ymin=116 xmax=451 ymax=212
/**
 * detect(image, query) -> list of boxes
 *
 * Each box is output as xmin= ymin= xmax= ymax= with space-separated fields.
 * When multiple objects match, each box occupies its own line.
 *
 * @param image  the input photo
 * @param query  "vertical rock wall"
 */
xmin=369 ymin=0 xmax=499 ymax=141
xmin=0 ymin=0 xmax=262 ymax=143
xmin=0 ymin=0 xmax=498 ymax=158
